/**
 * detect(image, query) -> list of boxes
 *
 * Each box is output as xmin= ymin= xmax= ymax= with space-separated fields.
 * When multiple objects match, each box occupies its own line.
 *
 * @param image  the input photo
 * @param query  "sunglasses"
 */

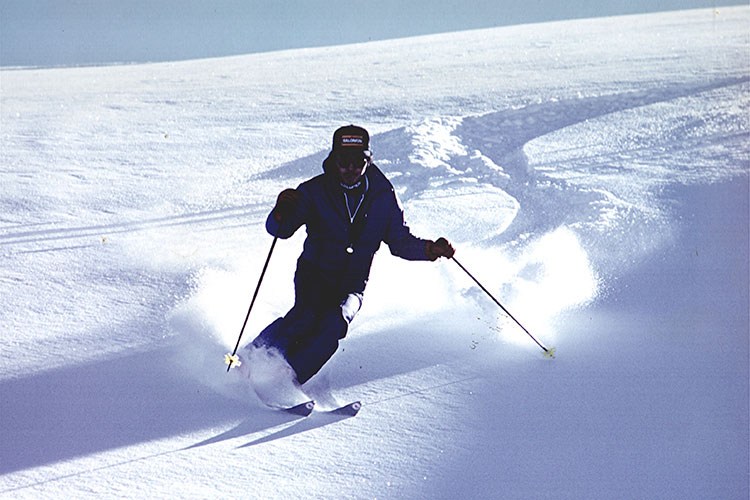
xmin=335 ymin=149 xmax=372 ymax=168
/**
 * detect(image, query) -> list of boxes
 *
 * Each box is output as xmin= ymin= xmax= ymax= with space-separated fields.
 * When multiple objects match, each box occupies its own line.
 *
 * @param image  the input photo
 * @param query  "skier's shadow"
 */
xmin=186 ymin=410 xmax=306 ymax=450
xmin=237 ymin=411 xmax=354 ymax=448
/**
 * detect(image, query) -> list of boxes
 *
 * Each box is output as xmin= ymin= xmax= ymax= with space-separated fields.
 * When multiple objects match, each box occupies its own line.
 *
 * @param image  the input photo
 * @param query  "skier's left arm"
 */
xmin=383 ymin=189 xmax=454 ymax=261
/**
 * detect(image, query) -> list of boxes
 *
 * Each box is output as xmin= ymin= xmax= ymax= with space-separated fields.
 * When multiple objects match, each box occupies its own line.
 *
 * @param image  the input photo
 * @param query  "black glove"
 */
xmin=426 ymin=237 xmax=455 ymax=261
xmin=272 ymin=188 xmax=300 ymax=222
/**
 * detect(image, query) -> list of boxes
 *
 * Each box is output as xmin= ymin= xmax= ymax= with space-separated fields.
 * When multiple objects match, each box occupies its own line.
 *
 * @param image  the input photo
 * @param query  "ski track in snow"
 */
xmin=1 ymin=7 xmax=748 ymax=500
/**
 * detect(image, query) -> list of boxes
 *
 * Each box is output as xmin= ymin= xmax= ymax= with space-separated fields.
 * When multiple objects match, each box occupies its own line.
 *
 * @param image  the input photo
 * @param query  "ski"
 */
xmin=279 ymin=400 xmax=316 ymax=416
xmin=262 ymin=400 xmax=360 ymax=418
xmin=328 ymin=401 xmax=362 ymax=417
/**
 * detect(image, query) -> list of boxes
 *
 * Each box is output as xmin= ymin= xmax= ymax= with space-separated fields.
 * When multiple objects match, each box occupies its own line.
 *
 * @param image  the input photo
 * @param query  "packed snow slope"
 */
xmin=1 ymin=7 xmax=748 ymax=500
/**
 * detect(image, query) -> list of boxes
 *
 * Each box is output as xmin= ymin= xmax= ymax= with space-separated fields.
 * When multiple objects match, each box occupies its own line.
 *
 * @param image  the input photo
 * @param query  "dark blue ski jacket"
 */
xmin=266 ymin=158 xmax=431 ymax=294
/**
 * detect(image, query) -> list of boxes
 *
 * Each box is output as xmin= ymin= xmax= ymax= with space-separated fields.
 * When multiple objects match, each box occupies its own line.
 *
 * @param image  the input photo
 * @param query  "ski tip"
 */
xmin=284 ymin=400 xmax=315 ymax=416
xmin=332 ymin=401 xmax=362 ymax=417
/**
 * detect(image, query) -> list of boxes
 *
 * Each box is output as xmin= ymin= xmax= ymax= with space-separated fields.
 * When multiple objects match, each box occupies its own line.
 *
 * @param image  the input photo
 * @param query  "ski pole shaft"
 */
xmin=451 ymin=256 xmax=551 ymax=354
xmin=226 ymin=229 xmax=281 ymax=372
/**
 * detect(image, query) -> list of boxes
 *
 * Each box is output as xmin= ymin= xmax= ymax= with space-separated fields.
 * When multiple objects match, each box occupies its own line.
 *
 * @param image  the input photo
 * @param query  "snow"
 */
xmin=1 ymin=7 xmax=748 ymax=499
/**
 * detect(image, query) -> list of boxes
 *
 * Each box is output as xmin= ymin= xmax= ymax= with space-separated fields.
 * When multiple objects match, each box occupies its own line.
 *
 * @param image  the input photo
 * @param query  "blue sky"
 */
xmin=1 ymin=0 xmax=743 ymax=67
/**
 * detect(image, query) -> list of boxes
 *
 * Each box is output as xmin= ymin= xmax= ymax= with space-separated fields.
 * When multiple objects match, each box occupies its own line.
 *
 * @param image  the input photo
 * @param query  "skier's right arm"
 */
xmin=266 ymin=188 xmax=306 ymax=238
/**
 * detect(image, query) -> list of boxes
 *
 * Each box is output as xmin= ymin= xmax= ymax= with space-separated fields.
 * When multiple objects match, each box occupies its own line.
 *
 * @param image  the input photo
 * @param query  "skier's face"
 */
xmin=336 ymin=151 xmax=369 ymax=186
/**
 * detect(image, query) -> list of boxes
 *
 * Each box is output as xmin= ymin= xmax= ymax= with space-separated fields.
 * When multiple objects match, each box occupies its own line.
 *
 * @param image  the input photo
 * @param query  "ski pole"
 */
xmin=451 ymin=256 xmax=555 ymax=358
xmin=225 ymin=228 xmax=281 ymax=372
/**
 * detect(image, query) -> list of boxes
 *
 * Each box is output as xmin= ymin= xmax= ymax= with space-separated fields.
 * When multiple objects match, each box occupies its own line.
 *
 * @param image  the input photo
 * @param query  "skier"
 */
xmin=244 ymin=125 xmax=455 ymax=393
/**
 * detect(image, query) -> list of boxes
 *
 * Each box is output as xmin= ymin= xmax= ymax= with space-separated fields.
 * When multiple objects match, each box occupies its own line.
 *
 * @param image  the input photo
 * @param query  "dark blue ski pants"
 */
xmin=252 ymin=262 xmax=362 ymax=384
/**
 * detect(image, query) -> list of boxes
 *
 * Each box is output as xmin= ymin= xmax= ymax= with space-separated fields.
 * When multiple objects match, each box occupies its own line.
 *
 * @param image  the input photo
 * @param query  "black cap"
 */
xmin=332 ymin=125 xmax=370 ymax=153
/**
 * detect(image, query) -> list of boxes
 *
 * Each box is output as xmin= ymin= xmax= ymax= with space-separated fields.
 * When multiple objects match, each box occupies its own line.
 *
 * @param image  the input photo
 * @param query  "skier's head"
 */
xmin=330 ymin=125 xmax=372 ymax=187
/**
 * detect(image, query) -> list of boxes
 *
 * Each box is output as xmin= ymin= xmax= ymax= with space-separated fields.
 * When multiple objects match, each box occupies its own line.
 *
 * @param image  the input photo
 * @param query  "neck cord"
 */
xmin=344 ymin=191 xmax=365 ymax=223
xmin=342 ymin=175 xmax=368 ymax=223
